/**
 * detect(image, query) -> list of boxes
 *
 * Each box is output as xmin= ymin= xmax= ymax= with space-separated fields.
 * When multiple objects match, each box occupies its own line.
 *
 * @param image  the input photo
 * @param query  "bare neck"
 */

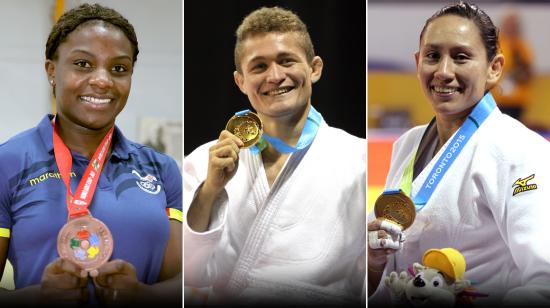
xmin=55 ymin=117 xmax=113 ymax=160
xmin=259 ymin=105 xmax=309 ymax=186
xmin=434 ymin=115 xmax=467 ymax=151
xmin=259 ymin=105 xmax=310 ymax=157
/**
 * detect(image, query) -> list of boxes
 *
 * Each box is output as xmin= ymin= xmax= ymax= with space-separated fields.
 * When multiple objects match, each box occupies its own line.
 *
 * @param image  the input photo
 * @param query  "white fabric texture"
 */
xmin=184 ymin=122 xmax=366 ymax=305
xmin=369 ymin=109 xmax=550 ymax=306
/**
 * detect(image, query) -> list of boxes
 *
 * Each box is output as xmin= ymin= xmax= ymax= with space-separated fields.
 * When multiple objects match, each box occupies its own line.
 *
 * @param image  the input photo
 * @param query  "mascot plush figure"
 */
xmin=385 ymin=248 xmax=477 ymax=307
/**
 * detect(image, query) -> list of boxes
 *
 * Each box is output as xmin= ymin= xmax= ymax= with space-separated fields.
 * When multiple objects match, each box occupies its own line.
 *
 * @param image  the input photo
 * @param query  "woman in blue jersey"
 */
xmin=368 ymin=1 xmax=550 ymax=306
xmin=0 ymin=4 xmax=182 ymax=306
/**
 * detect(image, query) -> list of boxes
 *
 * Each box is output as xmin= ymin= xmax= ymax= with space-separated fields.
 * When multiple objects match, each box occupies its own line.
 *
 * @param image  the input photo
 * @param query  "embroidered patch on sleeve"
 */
xmin=513 ymin=174 xmax=538 ymax=196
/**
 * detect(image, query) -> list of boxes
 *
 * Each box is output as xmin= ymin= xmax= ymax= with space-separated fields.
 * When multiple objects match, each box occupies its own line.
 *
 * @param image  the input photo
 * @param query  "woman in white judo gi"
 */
xmin=368 ymin=1 xmax=550 ymax=306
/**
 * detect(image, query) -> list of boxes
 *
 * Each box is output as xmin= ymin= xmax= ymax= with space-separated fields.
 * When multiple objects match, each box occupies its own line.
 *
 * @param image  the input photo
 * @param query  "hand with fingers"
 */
xmin=204 ymin=130 xmax=244 ymax=196
xmin=40 ymin=258 xmax=89 ymax=306
xmin=367 ymin=219 xmax=404 ymax=272
xmin=93 ymin=259 xmax=145 ymax=306
xmin=187 ymin=130 xmax=245 ymax=232
xmin=384 ymin=270 xmax=411 ymax=299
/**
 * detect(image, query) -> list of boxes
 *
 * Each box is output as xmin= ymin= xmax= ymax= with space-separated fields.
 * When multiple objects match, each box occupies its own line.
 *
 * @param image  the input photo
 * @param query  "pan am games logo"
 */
xmin=512 ymin=174 xmax=537 ymax=196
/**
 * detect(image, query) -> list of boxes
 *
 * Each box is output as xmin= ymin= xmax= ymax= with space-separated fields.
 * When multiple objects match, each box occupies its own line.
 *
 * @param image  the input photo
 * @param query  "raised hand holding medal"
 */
xmin=188 ymin=113 xmax=257 ymax=232
xmin=369 ymin=189 xmax=415 ymax=250
xmin=53 ymin=117 xmax=114 ymax=277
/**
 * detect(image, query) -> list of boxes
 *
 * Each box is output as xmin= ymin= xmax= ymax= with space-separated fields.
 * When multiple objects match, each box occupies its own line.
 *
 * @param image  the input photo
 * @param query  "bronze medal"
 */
xmin=374 ymin=190 xmax=416 ymax=230
xmin=225 ymin=111 xmax=263 ymax=148
xmin=57 ymin=215 xmax=113 ymax=273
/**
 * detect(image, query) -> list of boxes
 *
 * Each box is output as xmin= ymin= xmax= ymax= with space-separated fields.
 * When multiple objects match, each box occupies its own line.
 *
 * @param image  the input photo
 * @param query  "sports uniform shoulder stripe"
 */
xmin=9 ymin=159 xmax=56 ymax=189
xmin=166 ymin=208 xmax=182 ymax=222
xmin=0 ymin=228 xmax=10 ymax=238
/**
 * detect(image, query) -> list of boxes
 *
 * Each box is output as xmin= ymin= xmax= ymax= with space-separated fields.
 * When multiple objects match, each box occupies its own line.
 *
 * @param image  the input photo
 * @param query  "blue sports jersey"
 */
xmin=0 ymin=115 xmax=182 ymax=290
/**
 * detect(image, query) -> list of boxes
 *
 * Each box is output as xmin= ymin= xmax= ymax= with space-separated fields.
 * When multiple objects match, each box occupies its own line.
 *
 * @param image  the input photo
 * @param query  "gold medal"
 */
xmin=225 ymin=111 xmax=263 ymax=148
xmin=374 ymin=190 xmax=416 ymax=230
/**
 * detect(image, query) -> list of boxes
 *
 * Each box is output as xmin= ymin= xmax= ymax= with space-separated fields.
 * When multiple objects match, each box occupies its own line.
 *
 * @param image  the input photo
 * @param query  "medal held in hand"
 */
xmin=57 ymin=215 xmax=113 ymax=273
xmin=374 ymin=189 xmax=416 ymax=231
xmin=53 ymin=118 xmax=114 ymax=275
xmin=225 ymin=110 xmax=263 ymax=148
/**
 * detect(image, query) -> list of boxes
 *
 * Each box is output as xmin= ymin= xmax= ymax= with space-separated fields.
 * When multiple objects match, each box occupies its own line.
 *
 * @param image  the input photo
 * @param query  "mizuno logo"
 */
xmin=512 ymin=174 xmax=537 ymax=196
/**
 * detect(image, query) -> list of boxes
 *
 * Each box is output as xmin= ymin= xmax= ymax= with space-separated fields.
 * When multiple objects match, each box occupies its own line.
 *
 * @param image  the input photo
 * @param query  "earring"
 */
xmin=50 ymin=80 xmax=55 ymax=86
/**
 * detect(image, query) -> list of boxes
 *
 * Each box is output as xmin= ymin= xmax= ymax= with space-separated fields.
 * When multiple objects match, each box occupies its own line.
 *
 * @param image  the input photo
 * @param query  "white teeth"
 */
xmin=266 ymin=87 xmax=292 ymax=96
xmin=80 ymin=96 xmax=112 ymax=104
xmin=433 ymin=86 xmax=457 ymax=94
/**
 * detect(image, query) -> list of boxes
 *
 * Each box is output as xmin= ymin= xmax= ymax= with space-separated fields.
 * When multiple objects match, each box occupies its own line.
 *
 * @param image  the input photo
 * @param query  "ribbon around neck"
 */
xmin=405 ymin=92 xmax=496 ymax=211
xmin=52 ymin=117 xmax=114 ymax=219
xmin=248 ymin=105 xmax=323 ymax=154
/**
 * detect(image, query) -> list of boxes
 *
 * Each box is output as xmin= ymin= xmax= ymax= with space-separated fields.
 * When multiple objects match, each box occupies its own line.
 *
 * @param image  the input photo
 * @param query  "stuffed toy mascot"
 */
xmin=385 ymin=248 xmax=484 ymax=307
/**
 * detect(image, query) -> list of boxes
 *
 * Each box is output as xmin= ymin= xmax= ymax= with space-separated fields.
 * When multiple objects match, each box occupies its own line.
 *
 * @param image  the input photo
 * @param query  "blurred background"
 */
xmin=368 ymin=0 xmax=550 ymax=211
xmin=0 ymin=0 xmax=181 ymax=290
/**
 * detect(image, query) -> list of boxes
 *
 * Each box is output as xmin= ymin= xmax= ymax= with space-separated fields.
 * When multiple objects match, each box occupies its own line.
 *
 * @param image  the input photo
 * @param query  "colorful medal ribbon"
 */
xmin=52 ymin=117 xmax=114 ymax=219
xmin=248 ymin=105 xmax=323 ymax=154
xmin=410 ymin=92 xmax=496 ymax=211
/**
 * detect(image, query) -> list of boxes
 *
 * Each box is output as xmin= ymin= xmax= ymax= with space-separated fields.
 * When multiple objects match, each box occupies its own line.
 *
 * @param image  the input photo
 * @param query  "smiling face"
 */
xmin=46 ymin=21 xmax=134 ymax=131
xmin=234 ymin=32 xmax=323 ymax=122
xmin=416 ymin=15 xmax=502 ymax=122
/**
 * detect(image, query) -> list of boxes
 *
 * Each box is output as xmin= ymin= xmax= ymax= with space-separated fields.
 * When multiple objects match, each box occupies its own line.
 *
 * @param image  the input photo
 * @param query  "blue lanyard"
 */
xmin=412 ymin=92 xmax=496 ymax=211
xmin=245 ymin=105 xmax=323 ymax=154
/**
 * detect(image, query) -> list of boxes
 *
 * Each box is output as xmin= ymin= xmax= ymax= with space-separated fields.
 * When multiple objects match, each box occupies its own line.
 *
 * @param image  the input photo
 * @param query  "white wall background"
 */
xmin=369 ymin=3 xmax=550 ymax=73
xmin=0 ymin=0 xmax=182 ymax=150
xmin=0 ymin=0 xmax=52 ymax=142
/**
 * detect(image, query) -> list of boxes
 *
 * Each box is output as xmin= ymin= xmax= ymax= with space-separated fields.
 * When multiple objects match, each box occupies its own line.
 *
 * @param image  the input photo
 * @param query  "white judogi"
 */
xmin=184 ymin=122 xmax=366 ymax=305
xmin=370 ymin=108 xmax=550 ymax=306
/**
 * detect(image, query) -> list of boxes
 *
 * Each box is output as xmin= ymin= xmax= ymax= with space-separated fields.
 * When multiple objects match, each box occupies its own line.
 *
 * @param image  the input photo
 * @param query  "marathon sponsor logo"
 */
xmin=29 ymin=171 xmax=76 ymax=186
xmin=424 ymin=134 xmax=466 ymax=189
xmin=512 ymin=174 xmax=537 ymax=196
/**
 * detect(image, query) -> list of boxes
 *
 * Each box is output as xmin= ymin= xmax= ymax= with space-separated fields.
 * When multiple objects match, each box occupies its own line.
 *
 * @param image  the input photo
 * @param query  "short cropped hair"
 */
xmin=234 ymin=7 xmax=315 ymax=72
xmin=46 ymin=3 xmax=139 ymax=64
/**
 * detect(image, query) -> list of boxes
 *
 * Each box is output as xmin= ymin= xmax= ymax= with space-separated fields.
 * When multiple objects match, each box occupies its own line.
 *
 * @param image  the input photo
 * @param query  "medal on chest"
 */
xmin=52 ymin=118 xmax=114 ymax=275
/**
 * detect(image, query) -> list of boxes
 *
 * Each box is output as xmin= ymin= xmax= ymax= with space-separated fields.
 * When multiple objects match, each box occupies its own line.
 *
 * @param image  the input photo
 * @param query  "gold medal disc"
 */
xmin=374 ymin=190 xmax=416 ymax=230
xmin=225 ymin=112 xmax=263 ymax=148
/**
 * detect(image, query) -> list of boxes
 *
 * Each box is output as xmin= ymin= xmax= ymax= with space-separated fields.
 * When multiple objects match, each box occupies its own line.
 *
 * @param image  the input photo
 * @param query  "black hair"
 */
xmin=45 ymin=3 xmax=139 ymax=63
xmin=420 ymin=1 xmax=499 ymax=61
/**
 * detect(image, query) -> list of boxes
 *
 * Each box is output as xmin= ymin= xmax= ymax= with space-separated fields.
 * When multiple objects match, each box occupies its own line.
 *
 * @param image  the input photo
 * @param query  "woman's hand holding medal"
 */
xmin=367 ymin=219 xmax=403 ymax=271
xmin=93 ymin=259 xmax=144 ymax=305
xmin=368 ymin=219 xmax=403 ymax=250
xmin=368 ymin=190 xmax=415 ymax=272
xmin=40 ymin=258 xmax=89 ymax=305
xmin=39 ymin=258 xmax=146 ymax=306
